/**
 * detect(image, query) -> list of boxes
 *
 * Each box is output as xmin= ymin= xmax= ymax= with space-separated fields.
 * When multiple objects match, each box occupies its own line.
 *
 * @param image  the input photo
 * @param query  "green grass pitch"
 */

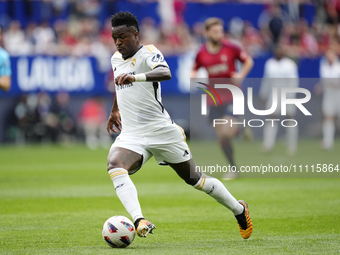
xmin=0 ymin=140 xmax=339 ymax=254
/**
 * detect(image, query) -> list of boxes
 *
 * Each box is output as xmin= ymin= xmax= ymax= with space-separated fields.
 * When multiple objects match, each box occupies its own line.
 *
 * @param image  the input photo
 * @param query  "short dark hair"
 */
xmin=111 ymin=11 xmax=139 ymax=32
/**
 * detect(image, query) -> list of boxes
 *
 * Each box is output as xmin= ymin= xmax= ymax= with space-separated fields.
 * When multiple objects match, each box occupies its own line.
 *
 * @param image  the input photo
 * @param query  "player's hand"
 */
xmin=107 ymin=111 xmax=121 ymax=134
xmin=115 ymin=73 xmax=136 ymax=86
xmin=231 ymin=72 xmax=245 ymax=85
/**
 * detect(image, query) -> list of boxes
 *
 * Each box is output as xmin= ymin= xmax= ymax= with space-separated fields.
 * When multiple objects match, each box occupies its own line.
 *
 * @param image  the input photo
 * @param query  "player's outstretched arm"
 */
xmin=232 ymin=56 xmax=254 ymax=80
xmin=107 ymin=94 xmax=121 ymax=135
xmin=115 ymin=67 xmax=171 ymax=86
xmin=144 ymin=66 xmax=171 ymax=82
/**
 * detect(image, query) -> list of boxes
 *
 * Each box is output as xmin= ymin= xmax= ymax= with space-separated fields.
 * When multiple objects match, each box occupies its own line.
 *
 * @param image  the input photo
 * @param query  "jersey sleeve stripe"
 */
xmin=146 ymin=44 xmax=158 ymax=52
xmin=152 ymin=63 xmax=169 ymax=69
xmin=145 ymin=45 xmax=153 ymax=52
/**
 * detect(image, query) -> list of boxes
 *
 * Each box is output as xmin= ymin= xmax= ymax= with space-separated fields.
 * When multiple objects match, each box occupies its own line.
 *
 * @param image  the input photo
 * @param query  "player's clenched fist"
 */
xmin=107 ymin=111 xmax=121 ymax=134
xmin=115 ymin=73 xmax=136 ymax=86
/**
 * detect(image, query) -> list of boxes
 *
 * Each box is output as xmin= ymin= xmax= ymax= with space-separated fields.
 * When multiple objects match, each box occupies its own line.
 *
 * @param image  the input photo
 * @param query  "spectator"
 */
xmin=99 ymin=18 xmax=114 ymax=45
xmin=281 ymin=21 xmax=303 ymax=59
xmin=73 ymin=35 xmax=92 ymax=56
xmin=325 ymin=0 xmax=340 ymax=26
xmin=10 ymin=94 xmax=32 ymax=143
xmin=191 ymin=21 xmax=206 ymax=46
xmin=268 ymin=5 xmax=284 ymax=46
xmin=242 ymin=21 xmax=266 ymax=57
xmin=299 ymin=19 xmax=319 ymax=57
xmin=32 ymin=21 xmax=56 ymax=55
xmin=139 ymin=17 xmax=160 ymax=45
xmin=78 ymin=97 xmax=111 ymax=149
xmin=53 ymin=19 xmax=74 ymax=56
xmin=3 ymin=21 xmax=31 ymax=55
xmin=318 ymin=49 xmax=340 ymax=150
xmin=0 ymin=1 xmax=334 ymax=58
xmin=11 ymin=93 xmax=52 ymax=143
xmin=50 ymin=91 xmax=76 ymax=143
xmin=258 ymin=4 xmax=288 ymax=50
xmin=36 ymin=92 xmax=58 ymax=142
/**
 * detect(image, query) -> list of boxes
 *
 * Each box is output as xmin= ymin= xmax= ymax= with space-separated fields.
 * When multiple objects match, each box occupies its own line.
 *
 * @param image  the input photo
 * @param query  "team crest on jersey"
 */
xmin=130 ymin=58 xmax=136 ymax=68
xmin=221 ymin=54 xmax=228 ymax=62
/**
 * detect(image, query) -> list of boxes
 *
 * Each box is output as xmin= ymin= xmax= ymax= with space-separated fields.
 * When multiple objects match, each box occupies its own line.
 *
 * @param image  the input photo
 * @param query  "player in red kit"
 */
xmin=192 ymin=17 xmax=254 ymax=179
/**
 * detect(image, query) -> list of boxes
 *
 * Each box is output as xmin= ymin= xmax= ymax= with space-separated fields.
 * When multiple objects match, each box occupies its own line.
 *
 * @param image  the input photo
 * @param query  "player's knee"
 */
xmin=217 ymin=127 xmax=237 ymax=140
xmin=222 ymin=132 xmax=235 ymax=140
xmin=186 ymin=177 xmax=200 ymax=186
xmin=107 ymin=156 xmax=123 ymax=172
xmin=324 ymin=115 xmax=334 ymax=121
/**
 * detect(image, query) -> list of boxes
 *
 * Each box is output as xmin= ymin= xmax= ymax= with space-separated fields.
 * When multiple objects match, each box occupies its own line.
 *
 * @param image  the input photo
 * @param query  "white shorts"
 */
xmin=266 ymin=98 xmax=296 ymax=117
xmin=109 ymin=123 xmax=192 ymax=174
xmin=322 ymin=88 xmax=340 ymax=117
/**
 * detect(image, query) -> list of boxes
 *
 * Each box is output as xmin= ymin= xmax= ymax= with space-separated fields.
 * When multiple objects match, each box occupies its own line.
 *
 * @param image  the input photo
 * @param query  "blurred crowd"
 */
xmin=1 ymin=0 xmax=340 ymax=70
xmin=5 ymin=91 xmax=112 ymax=149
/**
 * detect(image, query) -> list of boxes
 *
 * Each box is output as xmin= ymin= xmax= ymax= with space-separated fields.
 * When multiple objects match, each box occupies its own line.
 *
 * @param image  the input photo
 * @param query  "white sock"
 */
xmin=286 ymin=125 xmax=298 ymax=154
xmin=263 ymin=120 xmax=279 ymax=151
xmin=194 ymin=174 xmax=244 ymax=215
xmin=323 ymin=120 xmax=335 ymax=149
xmin=108 ymin=168 xmax=144 ymax=222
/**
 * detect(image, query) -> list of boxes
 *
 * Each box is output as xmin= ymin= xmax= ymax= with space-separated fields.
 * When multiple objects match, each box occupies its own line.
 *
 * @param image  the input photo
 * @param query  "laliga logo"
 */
xmin=197 ymin=82 xmax=312 ymax=128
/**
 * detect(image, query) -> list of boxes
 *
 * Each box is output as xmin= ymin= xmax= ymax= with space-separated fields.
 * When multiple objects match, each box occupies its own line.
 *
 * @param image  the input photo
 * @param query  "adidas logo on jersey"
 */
xmin=183 ymin=150 xmax=189 ymax=156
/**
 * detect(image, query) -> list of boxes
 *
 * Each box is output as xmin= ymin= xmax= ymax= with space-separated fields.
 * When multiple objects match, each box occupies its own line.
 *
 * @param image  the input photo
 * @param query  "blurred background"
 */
xmin=0 ymin=0 xmax=339 ymax=147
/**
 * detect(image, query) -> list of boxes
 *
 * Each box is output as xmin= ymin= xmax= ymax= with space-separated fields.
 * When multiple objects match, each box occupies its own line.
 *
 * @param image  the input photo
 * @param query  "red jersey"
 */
xmin=193 ymin=41 xmax=248 ymax=105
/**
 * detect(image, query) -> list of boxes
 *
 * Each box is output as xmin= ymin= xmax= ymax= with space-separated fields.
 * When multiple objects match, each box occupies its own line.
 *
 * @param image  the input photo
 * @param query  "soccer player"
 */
xmin=318 ymin=49 xmax=340 ymax=150
xmin=259 ymin=45 xmax=299 ymax=155
xmin=106 ymin=11 xmax=253 ymax=239
xmin=191 ymin=18 xmax=254 ymax=179
xmin=0 ymin=26 xmax=11 ymax=92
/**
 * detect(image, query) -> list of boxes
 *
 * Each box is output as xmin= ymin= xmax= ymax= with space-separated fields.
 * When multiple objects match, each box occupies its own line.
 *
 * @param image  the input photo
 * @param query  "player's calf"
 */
xmin=168 ymin=159 xmax=201 ymax=186
xmin=107 ymin=167 xmax=144 ymax=225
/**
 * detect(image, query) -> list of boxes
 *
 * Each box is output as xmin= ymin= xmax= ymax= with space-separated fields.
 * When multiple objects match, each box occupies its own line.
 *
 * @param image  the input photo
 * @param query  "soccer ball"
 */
xmin=102 ymin=215 xmax=136 ymax=248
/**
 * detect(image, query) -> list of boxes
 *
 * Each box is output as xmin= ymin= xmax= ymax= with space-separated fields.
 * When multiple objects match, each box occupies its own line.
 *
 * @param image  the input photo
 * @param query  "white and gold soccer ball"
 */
xmin=102 ymin=215 xmax=135 ymax=248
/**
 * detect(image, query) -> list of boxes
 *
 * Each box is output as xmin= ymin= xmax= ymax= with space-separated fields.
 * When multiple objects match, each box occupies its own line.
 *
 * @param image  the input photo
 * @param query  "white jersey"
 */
xmin=319 ymin=58 xmax=340 ymax=116
xmin=260 ymin=57 xmax=299 ymax=116
xmin=320 ymin=58 xmax=340 ymax=89
xmin=111 ymin=44 xmax=172 ymax=134
xmin=262 ymin=57 xmax=298 ymax=79
xmin=320 ymin=58 xmax=340 ymax=79
xmin=260 ymin=57 xmax=298 ymax=99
